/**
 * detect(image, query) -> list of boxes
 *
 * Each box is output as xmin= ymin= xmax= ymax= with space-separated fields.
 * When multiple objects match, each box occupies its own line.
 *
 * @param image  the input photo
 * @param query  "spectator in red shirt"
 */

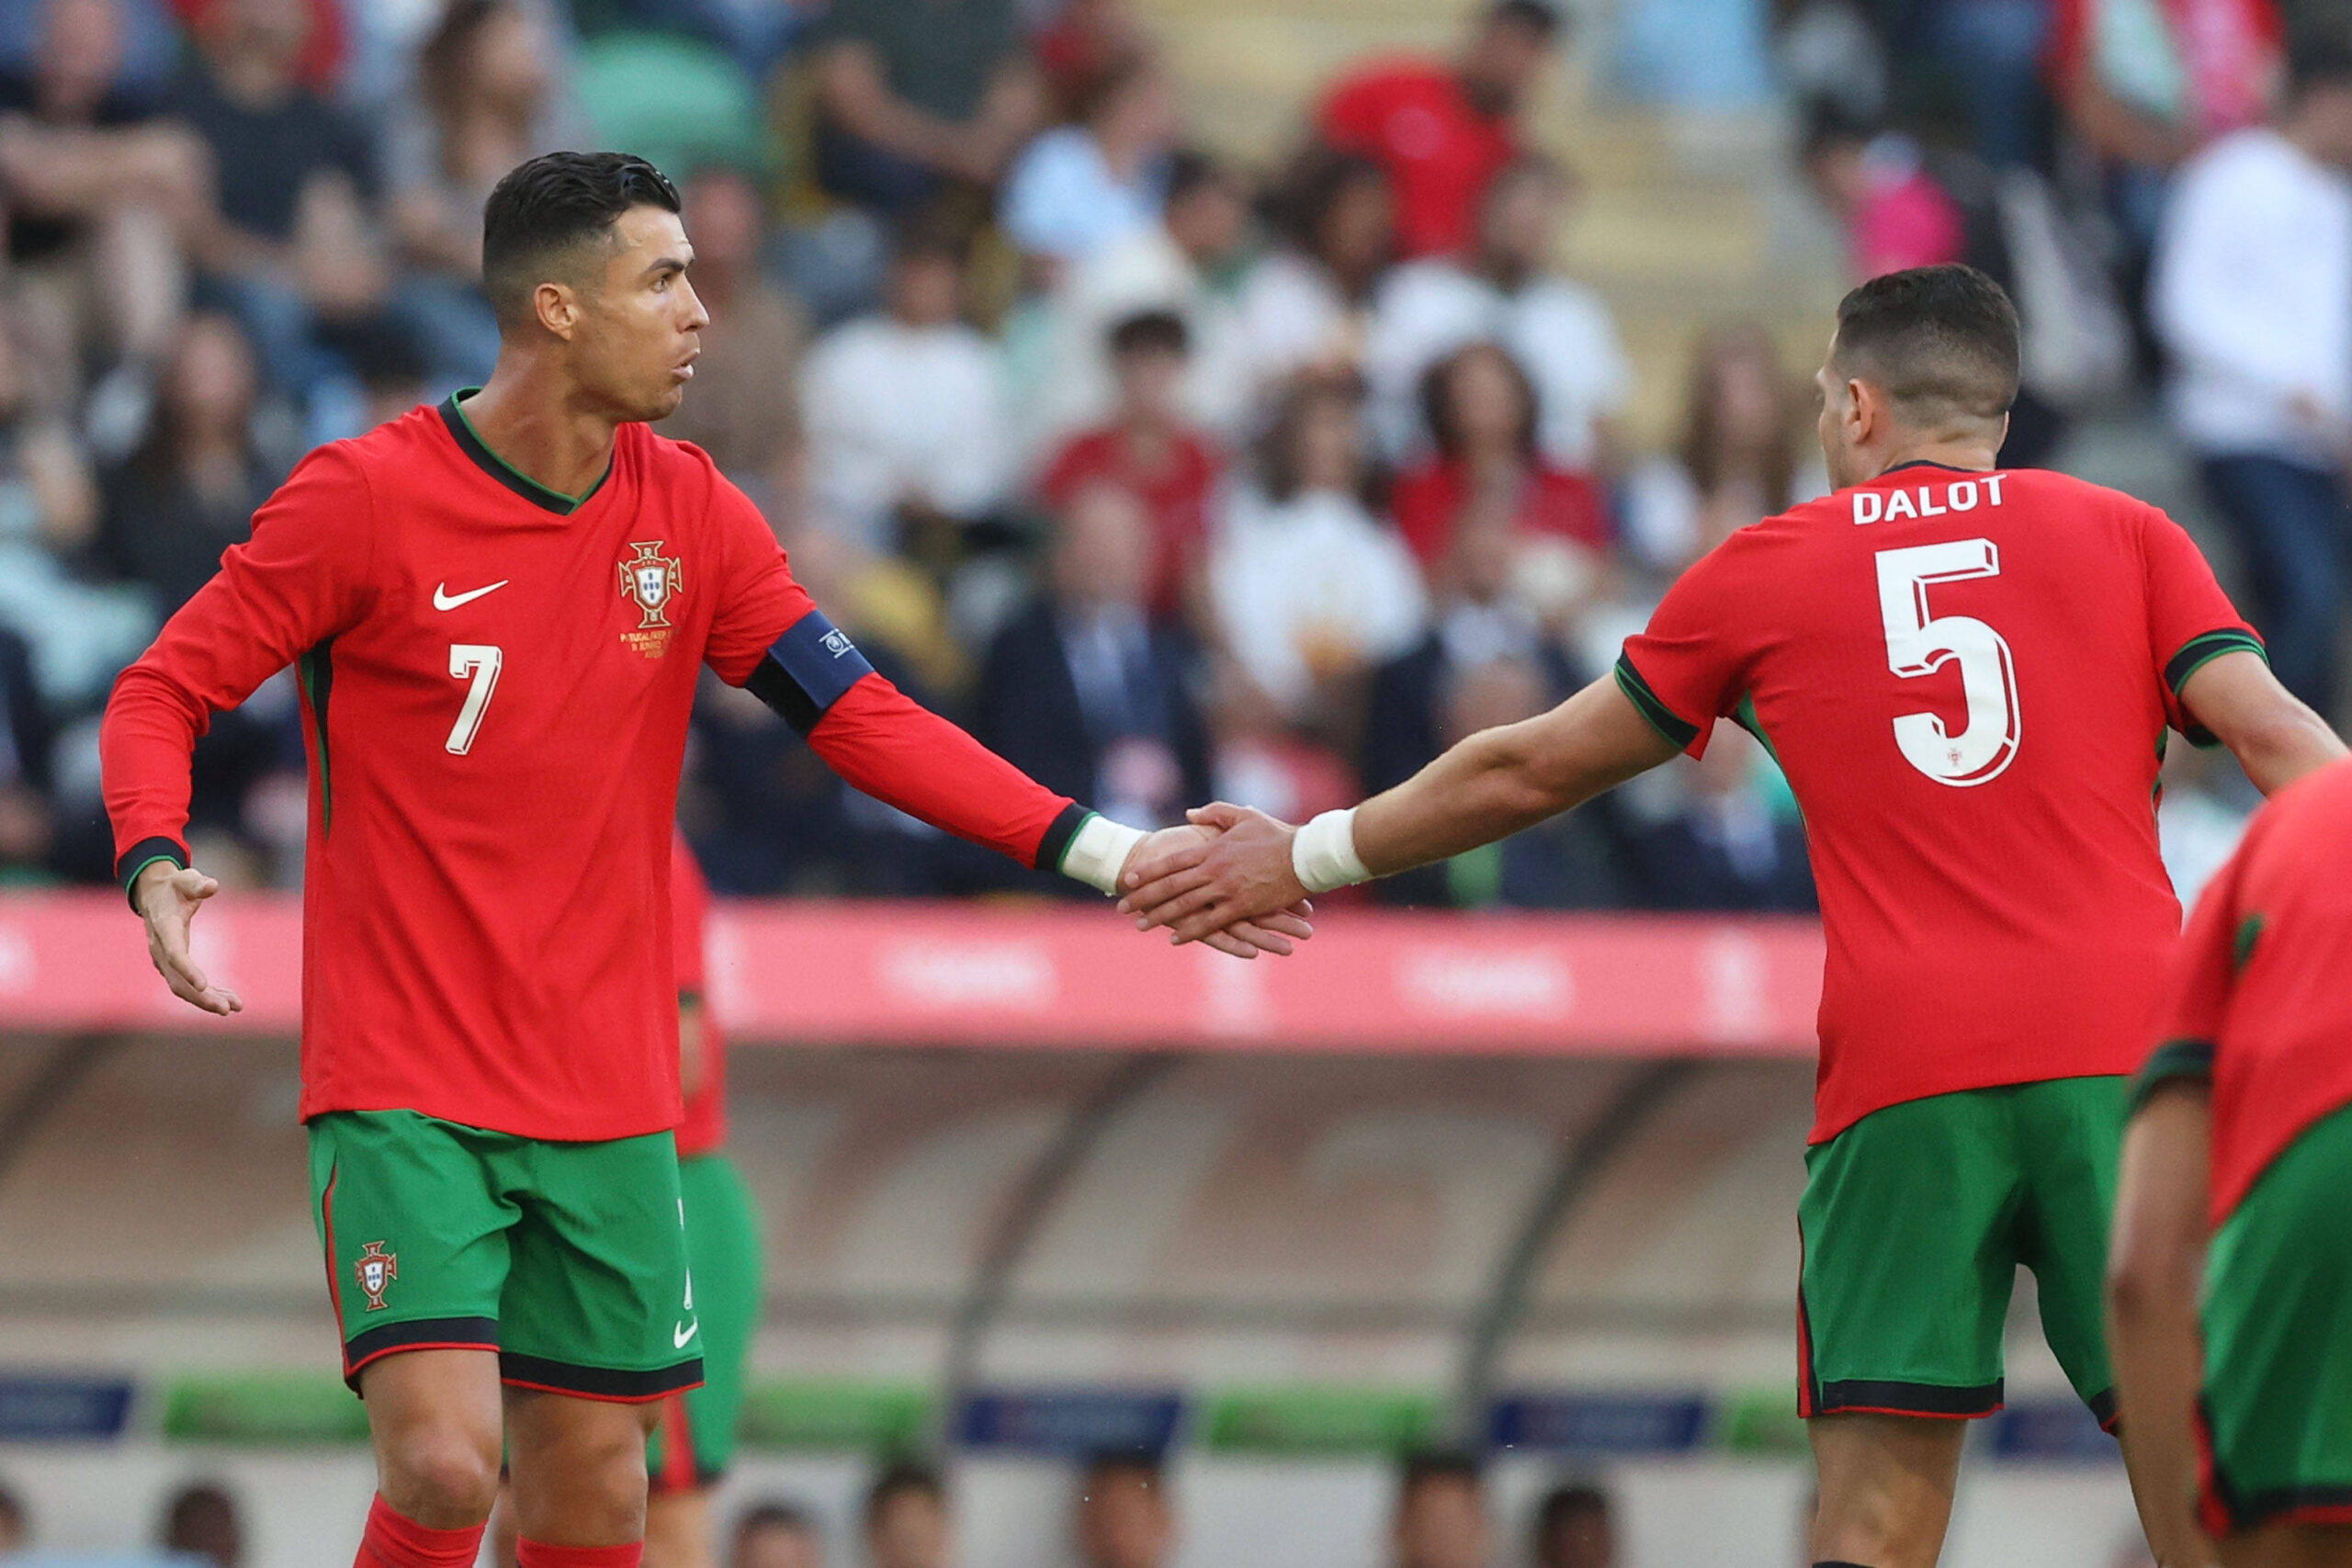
xmin=1041 ymin=309 xmax=1220 ymax=626
xmin=1391 ymin=341 xmax=1610 ymax=576
xmin=1314 ymin=0 xmax=1564 ymax=259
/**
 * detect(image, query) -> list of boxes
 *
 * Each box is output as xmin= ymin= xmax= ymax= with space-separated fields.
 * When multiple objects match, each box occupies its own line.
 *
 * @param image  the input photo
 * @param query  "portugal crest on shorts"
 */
xmin=355 ymin=1240 xmax=398 ymax=1313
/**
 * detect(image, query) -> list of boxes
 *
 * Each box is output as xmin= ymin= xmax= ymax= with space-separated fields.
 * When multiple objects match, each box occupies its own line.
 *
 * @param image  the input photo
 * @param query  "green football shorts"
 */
xmin=2199 ymin=1100 xmax=2352 ymax=1535
xmin=1798 ymin=1076 xmax=2126 ymax=1427
xmin=308 ymin=1109 xmax=704 ymax=1402
xmin=649 ymin=1152 xmax=763 ymax=1492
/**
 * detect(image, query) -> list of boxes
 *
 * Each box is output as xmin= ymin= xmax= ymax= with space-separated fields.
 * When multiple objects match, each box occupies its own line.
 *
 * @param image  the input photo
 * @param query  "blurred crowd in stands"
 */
xmin=4 ymin=0 xmax=2345 ymax=912
xmin=0 ymin=1455 xmax=1628 ymax=1568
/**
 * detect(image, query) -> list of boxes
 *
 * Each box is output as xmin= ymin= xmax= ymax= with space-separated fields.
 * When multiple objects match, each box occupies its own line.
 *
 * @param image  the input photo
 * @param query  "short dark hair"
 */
xmin=1398 ymin=1450 xmax=1485 ymax=1503
xmin=1488 ymin=0 xmax=1564 ymax=37
xmin=2288 ymin=29 xmax=2352 ymax=98
xmin=1422 ymin=340 xmax=1538 ymax=460
xmin=1165 ymin=148 xmax=1238 ymax=209
xmin=736 ymin=1500 xmax=817 ymax=1538
xmin=1831 ymin=264 xmax=2019 ymax=427
xmin=866 ymin=1460 xmax=946 ymax=1528
xmin=481 ymin=151 xmax=682 ymax=328
xmin=1108 ymin=309 xmax=1190 ymax=358
xmin=1535 ymin=1482 xmax=1611 ymax=1536
xmin=1080 ymin=1448 xmax=1166 ymax=1495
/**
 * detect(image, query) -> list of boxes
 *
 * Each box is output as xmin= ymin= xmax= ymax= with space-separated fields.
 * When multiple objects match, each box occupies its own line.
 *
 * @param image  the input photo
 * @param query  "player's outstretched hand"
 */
xmin=133 ymin=862 xmax=243 ymax=1016
xmin=1120 ymin=824 xmax=1314 ymax=959
xmin=1121 ymin=803 xmax=1310 ymax=947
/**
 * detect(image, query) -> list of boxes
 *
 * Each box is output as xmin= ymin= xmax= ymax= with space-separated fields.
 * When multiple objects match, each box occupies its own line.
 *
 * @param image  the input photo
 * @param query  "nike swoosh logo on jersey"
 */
xmin=674 ymin=1318 xmax=699 ymax=1349
xmin=433 ymin=580 xmax=510 ymax=611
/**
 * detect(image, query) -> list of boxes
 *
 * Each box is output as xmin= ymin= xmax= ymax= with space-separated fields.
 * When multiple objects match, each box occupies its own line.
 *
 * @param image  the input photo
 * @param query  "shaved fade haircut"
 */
xmin=481 ymin=151 xmax=683 ymax=329
xmin=1830 ymin=264 xmax=2020 ymax=429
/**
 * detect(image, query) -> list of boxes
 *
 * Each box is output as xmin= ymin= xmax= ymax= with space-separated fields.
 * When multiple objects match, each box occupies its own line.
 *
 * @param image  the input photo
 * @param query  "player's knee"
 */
xmin=383 ymin=1426 xmax=502 ymax=1521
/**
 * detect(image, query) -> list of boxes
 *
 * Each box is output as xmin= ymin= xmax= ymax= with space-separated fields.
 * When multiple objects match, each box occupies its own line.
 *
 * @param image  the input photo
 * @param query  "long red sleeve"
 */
xmin=807 ymin=672 xmax=1084 ymax=870
xmin=101 ymin=446 xmax=375 ymax=897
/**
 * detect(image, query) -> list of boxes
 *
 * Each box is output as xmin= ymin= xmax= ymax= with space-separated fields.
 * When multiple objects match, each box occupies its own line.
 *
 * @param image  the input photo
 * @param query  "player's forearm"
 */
xmin=1354 ymin=675 xmax=1676 ymax=877
xmin=99 ymin=662 xmax=207 ymax=893
xmin=2223 ymin=704 xmax=2345 ymax=795
xmin=808 ymin=674 xmax=1080 ymax=868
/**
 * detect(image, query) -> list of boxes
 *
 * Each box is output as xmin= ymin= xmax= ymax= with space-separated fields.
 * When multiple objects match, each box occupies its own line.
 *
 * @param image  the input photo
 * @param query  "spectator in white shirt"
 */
xmin=1364 ymin=152 xmax=1632 ymax=472
xmin=2152 ymin=38 xmax=2352 ymax=716
xmin=1023 ymin=150 xmax=1256 ymax=452
xmin=1001 ymin=56 xmax=1178 ymax=276
xmin=1230 ymin=149 xmax=1396 ymax=422
xmin=800 ymin=228 xmax=1010 ymax=557
xmin=1211 ymin=375 xmax=1426 ymax=718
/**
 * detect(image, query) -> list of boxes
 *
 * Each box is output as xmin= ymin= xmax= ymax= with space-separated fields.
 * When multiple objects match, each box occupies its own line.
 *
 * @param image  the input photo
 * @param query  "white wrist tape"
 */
xmin=1060 ymin=812 xmax=1148 ymax=896
xmin=1292 ymin=808 xmax=1371 ymax=894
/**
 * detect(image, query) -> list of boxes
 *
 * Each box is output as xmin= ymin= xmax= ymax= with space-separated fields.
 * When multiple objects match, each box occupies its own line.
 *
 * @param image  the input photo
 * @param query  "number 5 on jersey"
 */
xmin=1876 ymin=540 xmax=2020 ymax=786
xmin=446 ymin=644 xmax=503 ymax=756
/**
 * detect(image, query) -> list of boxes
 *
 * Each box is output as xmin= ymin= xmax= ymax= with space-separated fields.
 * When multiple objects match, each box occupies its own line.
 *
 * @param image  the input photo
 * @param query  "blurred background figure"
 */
xmin=1622 ymin=322 xmax=1822 ymax=575
xmin=1391 ymin=1453 xmax=1493 ymax=1568
xmin=1073 ymin=1451 xmax=1175 ymax=1568
xmin=1002 ymin=56 xmax=1180 ymax=278
xmin=972 ymin=478 xmax=1211 ymax=851
xmin=2151 ymin=35 xmax=2352 ymax=718
xmin=1314 ymin=0 xmax=1563 ymax=260
xmin=1232 ymin=149 xmax=1394 ymax=403
xmin=865 ymin=1462 xmax=954 ymax=1568
xmin=157 ymin=1483 xmax=242 ymax=1568
xmin=1531 ymin=1481 xmax=1616 ymax=1568
xmin=0 ymin=1483 xmax=24 ymax=1554
xmin=729 ymin=1502 xmax=823 ymax=1568
xmin=810 ymin=0 xmax=1042 ymax=218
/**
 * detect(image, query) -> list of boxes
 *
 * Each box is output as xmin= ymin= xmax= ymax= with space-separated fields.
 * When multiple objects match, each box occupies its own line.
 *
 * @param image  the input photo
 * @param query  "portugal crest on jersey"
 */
xmin=355 ymin=1240 xmax=398 ymax=1312
xmin=619 ymin=542 xmax=683 ymax=628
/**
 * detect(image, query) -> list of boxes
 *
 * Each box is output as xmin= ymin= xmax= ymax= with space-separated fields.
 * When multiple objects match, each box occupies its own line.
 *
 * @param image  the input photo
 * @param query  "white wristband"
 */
xmin=1060 ymin=812 xmax=1148 ymax=896
xmin=1292 ymin=808 xmax=1371 ymax=894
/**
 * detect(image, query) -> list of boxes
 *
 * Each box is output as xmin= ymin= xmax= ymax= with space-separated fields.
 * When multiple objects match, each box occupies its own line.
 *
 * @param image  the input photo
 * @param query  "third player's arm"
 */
xmin=2107 ymin=1083 xmax=2220 ymax=1568
xmin=2178 ymin=650 xmax=2346 ymax=795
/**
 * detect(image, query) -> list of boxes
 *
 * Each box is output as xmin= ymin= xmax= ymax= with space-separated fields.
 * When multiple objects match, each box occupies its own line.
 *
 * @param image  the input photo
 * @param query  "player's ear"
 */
xmin=534 ymin=280 xmax=581 ymax=341
xmin=1846 ymin=377 xmax=1881 ymax=446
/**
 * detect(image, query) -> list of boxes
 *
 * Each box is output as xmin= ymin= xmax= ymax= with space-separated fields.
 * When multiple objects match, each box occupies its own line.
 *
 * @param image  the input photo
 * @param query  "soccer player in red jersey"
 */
xmin=98 ymin=153 xmax=1308 ymax=1568
xmin=2110 ymin=759 xmax=2352 ymax=1568
xmin=1119 ymin=265 xmax=2346 ymax=1568
xmin=643 ymin=833 xmax=752 ymax=1568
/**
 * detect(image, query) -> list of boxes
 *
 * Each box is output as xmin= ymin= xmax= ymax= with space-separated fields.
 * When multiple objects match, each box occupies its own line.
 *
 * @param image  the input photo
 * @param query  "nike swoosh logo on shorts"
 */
xmin=674 ymin=1318 xmax=699 ymax=1349
xmin=433 ymin=580 xmax=509 ymax=611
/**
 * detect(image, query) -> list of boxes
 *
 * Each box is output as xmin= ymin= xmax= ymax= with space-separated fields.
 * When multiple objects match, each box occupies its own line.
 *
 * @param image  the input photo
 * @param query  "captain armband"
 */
xmin=745 ymin=611 xmax=876 ymax=734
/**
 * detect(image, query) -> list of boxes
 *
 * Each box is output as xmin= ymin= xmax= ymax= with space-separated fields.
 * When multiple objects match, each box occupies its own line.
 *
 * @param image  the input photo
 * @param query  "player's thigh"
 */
xmin=649 ymin=1154 xmax=763 ymax=1493
xmin=2013 ymin=1074 xmax=2131 ymax=1425
xmin=309 ymin=1110 xmax=515 ymax=1390
xmin=1799 ymin=1088 xmax=2023 ymax=1419
xmin=495 ymin=1129 xmax=702 ymax=1401
xmin=2201 ymin=1104 xmax=2352 ymax=1544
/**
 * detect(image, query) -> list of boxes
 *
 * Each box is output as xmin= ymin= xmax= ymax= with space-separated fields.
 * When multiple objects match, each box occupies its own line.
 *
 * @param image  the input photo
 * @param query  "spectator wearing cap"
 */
xmin=2151 ymin=37 xmax=2352 ymax=718
xmin=1365 ymin=152 xmax=1630 ymax=474
xmin=800 ymin=226 xmax=1009 ymax=558
xmin=1075 ymin=1451 xmax=1175 ymax=1568
xmin=1392 ymin=1452 xmax=1493 ymax=1568
xmin=1001 ymin=56 xmax=1180 ymax=276
xmin=1315 ymin=1 xmax=1562 ymax=261
xmin=1026 ymin=149 xmax=1255 ymax=450
xmin=1039 ymin=310 xmax=1221 ymax=626
xmin=811 ymin=0 xmax=1045 ymax=216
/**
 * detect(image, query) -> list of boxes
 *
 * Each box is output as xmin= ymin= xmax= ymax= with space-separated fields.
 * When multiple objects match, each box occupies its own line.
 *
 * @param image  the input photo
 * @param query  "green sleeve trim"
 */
xmin=2165 ymin=628 xmax=2267 ymax=748
xmin=119 ymin=848 xmax=187 ymax=911
xmin=1613 ymin=653 xmax=1702 ymax=751
xmin=2130 ymin=1038 xmax=2216 ymax=1114
xmin=2233 ymin=912 xmax=2266 ymax=971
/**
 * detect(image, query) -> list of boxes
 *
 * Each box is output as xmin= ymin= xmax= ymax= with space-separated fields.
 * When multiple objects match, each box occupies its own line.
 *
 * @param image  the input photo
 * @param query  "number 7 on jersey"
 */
xmin=1876 ymin=540 xmax=2020 ymax=786
xmin=446 ymin=643 xmax=503 ymax=756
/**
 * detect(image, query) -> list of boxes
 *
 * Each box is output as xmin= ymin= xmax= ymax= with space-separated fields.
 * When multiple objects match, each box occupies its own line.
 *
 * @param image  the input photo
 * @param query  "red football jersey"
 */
xmin=671 ymin=830 xmax=726 ymax=1159
xmin=2147 ymin=759 xmax=2352 ymax=1224
xmin=1619 ymin=463 xmax=2261 ymax=1141
xmin=1315 ymin=60 xmax=1519 ymax=259
xmin=104 ymin=400 xmax=1082 ymax=1141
